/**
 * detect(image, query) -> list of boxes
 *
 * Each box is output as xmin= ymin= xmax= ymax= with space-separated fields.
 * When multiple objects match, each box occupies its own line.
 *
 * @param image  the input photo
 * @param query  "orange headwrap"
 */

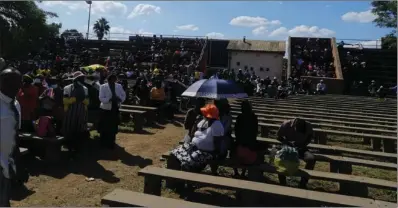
xmin=200 ymin=104 xmax=219 ymax=120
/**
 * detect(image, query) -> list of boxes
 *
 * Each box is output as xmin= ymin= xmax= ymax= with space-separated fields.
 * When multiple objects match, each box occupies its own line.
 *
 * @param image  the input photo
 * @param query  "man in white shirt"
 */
xmin=316 ymin=79 xmax=326 ymax=95
xmin=98 ymin=74 xmax=126 ymax=149
xmin=0 ymin=68 xmax=23 ymax=207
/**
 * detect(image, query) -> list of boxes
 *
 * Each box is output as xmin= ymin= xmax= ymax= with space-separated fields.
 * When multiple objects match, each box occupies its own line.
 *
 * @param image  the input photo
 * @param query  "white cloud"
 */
xmin=176 ymin=24 xmax=199 ymax=31
xmin=341 ymin=10 xmax=377 ymax=23
xmin=41 ymin=1 xmax=127 ymax=18
xmin=66 ymin=11 xmax=72 ymax=15
xmin=229 ymin=16 xmax=281 ymax=27
xmin=252 ymin=26 xmax=268 ymax=36
xmin=269 ymin=25 xmax=335 ymax=38
xmin=269 ymin=27 xmax=288 ymax=37
xmin=127 ymin=4 xmax=161 ymax=19
xmin=138 ymin=29 xmax=154 ymax=36
xmin=206 ymin=32 xmax=225 ymax=39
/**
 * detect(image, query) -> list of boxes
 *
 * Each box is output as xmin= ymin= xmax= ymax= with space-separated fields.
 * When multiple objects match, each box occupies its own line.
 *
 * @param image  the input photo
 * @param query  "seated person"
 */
xmin=149 ymin=81 xmax=166 ymax=107
xmin=276 ymin=118 xmax=315 ymax=188
xmin=368 ymin=80 xmax=377 ymax=97
xmin=17 ymin=74 xmax=39 ymax=132
xmin=184 ymin=98 xmax=206 ymax=142
xmin=170 ymin=104 xmax=224 ymax=173
xmin=316 ymin=80 xmax=326 ymax=95
xmin=377 ymin=86 xmax=387 ymax=99
xmin=276 ymin=85 xmax=287 ymax=99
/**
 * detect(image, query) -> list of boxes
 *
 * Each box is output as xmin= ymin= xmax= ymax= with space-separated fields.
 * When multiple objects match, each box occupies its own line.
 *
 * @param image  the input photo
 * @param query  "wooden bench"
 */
xmin=230 ymin=106 xmax=397 ymax=124
xmin=121 ymin=104 xmax=157 ymax=123
xmin=138 ymin=166 xmax=396 ymax=207
xmin=253 ymin=136 xmax=397 ymax=162
xmin=162 ymin=152 xmax=396 ymax=198
xmin=235 ymin=99 xmax=397 ymax=114
xmin=19 ymin=133 xmax=65 ymax=162
xmin=231 ymin=114 xmax=397 ymax=136
xmin=101 ymin=189 xmax=216 ymax=207
xmin=250 ymin=121 xmax=397 ymax=153
xmin=231 ymin=102 xmax=396 ymax=118
xmin=231 ymin=110 xmax=396 ymax=130
xmin=243 ymin=98 xmax=397 ymax=111
xmin=119 ymin=108 xmax=146 ymax=131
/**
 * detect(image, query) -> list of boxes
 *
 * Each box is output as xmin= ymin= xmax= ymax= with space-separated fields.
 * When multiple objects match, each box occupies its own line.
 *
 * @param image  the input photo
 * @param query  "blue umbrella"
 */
xmin=181 ymin=76 xmax=248 ymax=99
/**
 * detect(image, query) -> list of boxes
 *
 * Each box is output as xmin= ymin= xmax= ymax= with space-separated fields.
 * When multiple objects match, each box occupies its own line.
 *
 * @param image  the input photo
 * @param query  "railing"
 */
xmin=336 ymin=39 xmax=382 ymax=49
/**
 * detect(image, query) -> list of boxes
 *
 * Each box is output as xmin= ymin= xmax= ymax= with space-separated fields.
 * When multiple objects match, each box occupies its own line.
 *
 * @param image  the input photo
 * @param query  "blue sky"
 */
xmin=38 ymin=1 xmax=391 ymax=46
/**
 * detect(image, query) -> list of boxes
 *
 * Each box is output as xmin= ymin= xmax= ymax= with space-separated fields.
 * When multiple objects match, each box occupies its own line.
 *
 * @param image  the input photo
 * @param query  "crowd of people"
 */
xmin=290 ymin=38 xmax=335 ymax=78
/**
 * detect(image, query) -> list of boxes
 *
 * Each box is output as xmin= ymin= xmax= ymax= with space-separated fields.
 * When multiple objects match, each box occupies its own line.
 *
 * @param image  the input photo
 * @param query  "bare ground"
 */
xmin=11 ymin=115 xmax=397 ymax=206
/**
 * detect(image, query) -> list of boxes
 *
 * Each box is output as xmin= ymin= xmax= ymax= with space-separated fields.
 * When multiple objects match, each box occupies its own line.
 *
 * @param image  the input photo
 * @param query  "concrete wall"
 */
xmin=228 ymin=50 xmax=284 ymax=79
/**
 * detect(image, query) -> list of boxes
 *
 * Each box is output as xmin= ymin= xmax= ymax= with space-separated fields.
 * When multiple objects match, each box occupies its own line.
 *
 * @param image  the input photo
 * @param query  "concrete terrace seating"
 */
xmin=231 ymin=110 xmax=396 ymax=130
xmin=102 ymin=189 xmax=217 ymax=207
xmin=138 ymin=166 xmax=396 ymax=207
xmin=119 ymin=109 xmax=146 ymax=131
xmin=247 ymin=121 xmax=396 ymax=153
xmin=230 ymin=104 xmax=397 ymax=121
xmin=230 ymin=114 xmax=396 ymax=135
xmin=19 ymin=133 xmax=65 ymax=162
xmin=231 ymin=101 xmax=396 ymax=117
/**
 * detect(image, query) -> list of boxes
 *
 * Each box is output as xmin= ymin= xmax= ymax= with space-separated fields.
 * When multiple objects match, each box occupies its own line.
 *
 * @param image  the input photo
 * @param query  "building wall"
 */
xmin=228 ymin=51 xmax=284 ymax=79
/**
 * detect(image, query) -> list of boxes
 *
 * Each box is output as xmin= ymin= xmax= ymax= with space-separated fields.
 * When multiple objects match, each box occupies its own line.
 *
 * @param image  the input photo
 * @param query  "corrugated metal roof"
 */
xmin=227 ymin=40 xmax=285 ymax=52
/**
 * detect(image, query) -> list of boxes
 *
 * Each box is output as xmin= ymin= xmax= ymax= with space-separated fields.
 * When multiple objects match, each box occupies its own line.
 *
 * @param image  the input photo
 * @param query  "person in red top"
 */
xmin=17 ymin=74 xmax=39 ymax=132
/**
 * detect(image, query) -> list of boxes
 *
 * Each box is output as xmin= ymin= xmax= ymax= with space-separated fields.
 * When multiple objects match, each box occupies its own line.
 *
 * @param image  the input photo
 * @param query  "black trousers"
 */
xmin=99 ymin=109 xmax=119 ymax=148
xmin=278 ymin=149 xmax=315 ymax=187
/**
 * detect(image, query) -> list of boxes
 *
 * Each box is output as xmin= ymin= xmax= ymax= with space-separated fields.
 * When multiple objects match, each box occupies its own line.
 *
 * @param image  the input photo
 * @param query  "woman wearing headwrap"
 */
xmin=62 ymin=71 xmax=90 ymax=157
xmin=171 ymin=104 xmax=224 ymax=172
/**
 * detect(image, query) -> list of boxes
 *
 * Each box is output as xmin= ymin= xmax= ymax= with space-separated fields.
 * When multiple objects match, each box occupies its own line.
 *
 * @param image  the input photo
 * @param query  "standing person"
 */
xmin=233 ymin=100 xmax=258 ymax=177
xmin=276 ymin=118 xmax=315 ymax=188
xmin=17 ymin=75 xmax=39 ymax=132
xmin=0 ymin=68 xmax=28 ymax=207
xmin=98 ymin=74 xmax=126 ymax=149
xmin=62 ymin=71 xmax=90 ymax=158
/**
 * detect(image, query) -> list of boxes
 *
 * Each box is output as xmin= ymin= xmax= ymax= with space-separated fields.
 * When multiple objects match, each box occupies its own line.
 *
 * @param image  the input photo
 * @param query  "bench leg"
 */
xmin=338 ymin=163 xmax=367 ymax=197
xmin=143 ymin=175 xmax=162 ymax=196
xmin=383 ymin=139 xmax=396 ymax=153
xmin=133 ymin=114 xmax=143 ymax=132
xmin=329 ymin=161 xmax=339 ymax=173
xmin=371 ymin=139 xmax=381 ymax=151
xmin=363 ymin=138 xmax=371 ymax=145
xmin=165 ymin=156 xmax=182 ymax=190
xmin=260 ymin=126 xmax=269 ymax=137
xmin=45 ymin=143 xmax=61 ymax=162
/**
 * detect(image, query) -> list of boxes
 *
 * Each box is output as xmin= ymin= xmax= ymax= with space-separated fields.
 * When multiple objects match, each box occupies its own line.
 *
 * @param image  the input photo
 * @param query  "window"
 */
xmin=250 ymin=67 xmax=254 ymax=71
xmin=236 ymin=62 xmax=240 ymax=66
xmin=266 ymin=68 xmax=270 ymax=71
xmin=244 ymin=66 xmax=248 ymax=70
xmin=260 ymin=67 xmax=264 ymax=71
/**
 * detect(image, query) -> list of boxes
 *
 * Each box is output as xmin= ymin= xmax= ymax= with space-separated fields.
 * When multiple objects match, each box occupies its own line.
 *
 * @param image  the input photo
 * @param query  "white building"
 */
xmin=227 ymin=39 xmax=286 ymax=80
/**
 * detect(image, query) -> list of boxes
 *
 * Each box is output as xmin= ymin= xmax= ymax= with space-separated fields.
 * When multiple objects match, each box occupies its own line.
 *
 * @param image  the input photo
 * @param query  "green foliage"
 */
xmin=0 ymin=1 xmax=61 ymax=58
xmin=371 ymin=1 xmax=397 ymax=49
xmin=93 ymin=17 xmax=110 ymax=40
xmin=61 ymin=29 xmax=84 ymax=40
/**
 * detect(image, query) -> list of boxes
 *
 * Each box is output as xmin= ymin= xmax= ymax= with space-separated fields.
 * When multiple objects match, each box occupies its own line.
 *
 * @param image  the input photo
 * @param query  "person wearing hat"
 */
xmin=98 ymin=74 xmax=126 ymax=149
xmin=316 ymin=79 xmax=326 ymax=95
xmin=17 ymin=74 xmax=39 ymax=132
xmin=62 ymin=71 xmax=89 ymax=158
xmin=171 ymin=104 xmax=224 ymax=173
xmin=377 ymin=85 xmax=387 ymax=100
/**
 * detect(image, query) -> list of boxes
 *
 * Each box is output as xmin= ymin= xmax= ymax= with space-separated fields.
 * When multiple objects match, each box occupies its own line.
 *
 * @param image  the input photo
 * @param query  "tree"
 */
xmin=61 ymin=29 xmax=84 ymax=40
xmin=371 ymin=1 xmax=397 ymax=49
xmin=93 ymin=17 xmax=110 ymax=40
xmin=0 ymin=1 xmax=61 ymax=58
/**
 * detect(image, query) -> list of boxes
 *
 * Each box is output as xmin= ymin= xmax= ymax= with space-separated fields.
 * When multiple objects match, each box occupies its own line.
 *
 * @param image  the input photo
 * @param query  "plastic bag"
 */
xmin=273 ymin=145 xmax=300 ymax=176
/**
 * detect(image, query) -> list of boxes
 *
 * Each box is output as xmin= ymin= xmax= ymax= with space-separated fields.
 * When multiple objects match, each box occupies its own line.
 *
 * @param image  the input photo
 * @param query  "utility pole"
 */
xmin=86 ymin=1 xmax=92 ymax=39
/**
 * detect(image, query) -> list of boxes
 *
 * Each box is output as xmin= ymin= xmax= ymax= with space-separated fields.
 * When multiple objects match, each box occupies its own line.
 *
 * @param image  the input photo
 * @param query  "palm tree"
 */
xmin=93 ymin=17 xmax=110 ymax=40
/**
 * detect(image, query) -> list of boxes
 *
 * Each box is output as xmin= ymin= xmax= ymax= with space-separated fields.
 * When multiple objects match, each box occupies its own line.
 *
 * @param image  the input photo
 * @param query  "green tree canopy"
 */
xmin=371 ymin=1 xmax=397 ymax=49
xmin=93 ymin=17 xmax=110 ymax=40
xmin=61 ymin=29 xmax=84 ymax=40
xmin=0 ymin=1 xmax=61 ymax=58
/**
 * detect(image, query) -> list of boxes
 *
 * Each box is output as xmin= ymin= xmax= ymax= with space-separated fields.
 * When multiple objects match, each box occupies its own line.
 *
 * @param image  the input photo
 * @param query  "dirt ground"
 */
xmin=11 ymin=114 xmax=397 ymax=206
xmin=12 ymin=117 xmax=185 ymax=207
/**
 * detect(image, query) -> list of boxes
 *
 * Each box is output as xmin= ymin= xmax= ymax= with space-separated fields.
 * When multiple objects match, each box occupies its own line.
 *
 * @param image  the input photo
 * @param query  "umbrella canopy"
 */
xmin=182 ymin=76 xmax=248 ymax=99
xmin=81 ymin=64 xmax=105 ymax=72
